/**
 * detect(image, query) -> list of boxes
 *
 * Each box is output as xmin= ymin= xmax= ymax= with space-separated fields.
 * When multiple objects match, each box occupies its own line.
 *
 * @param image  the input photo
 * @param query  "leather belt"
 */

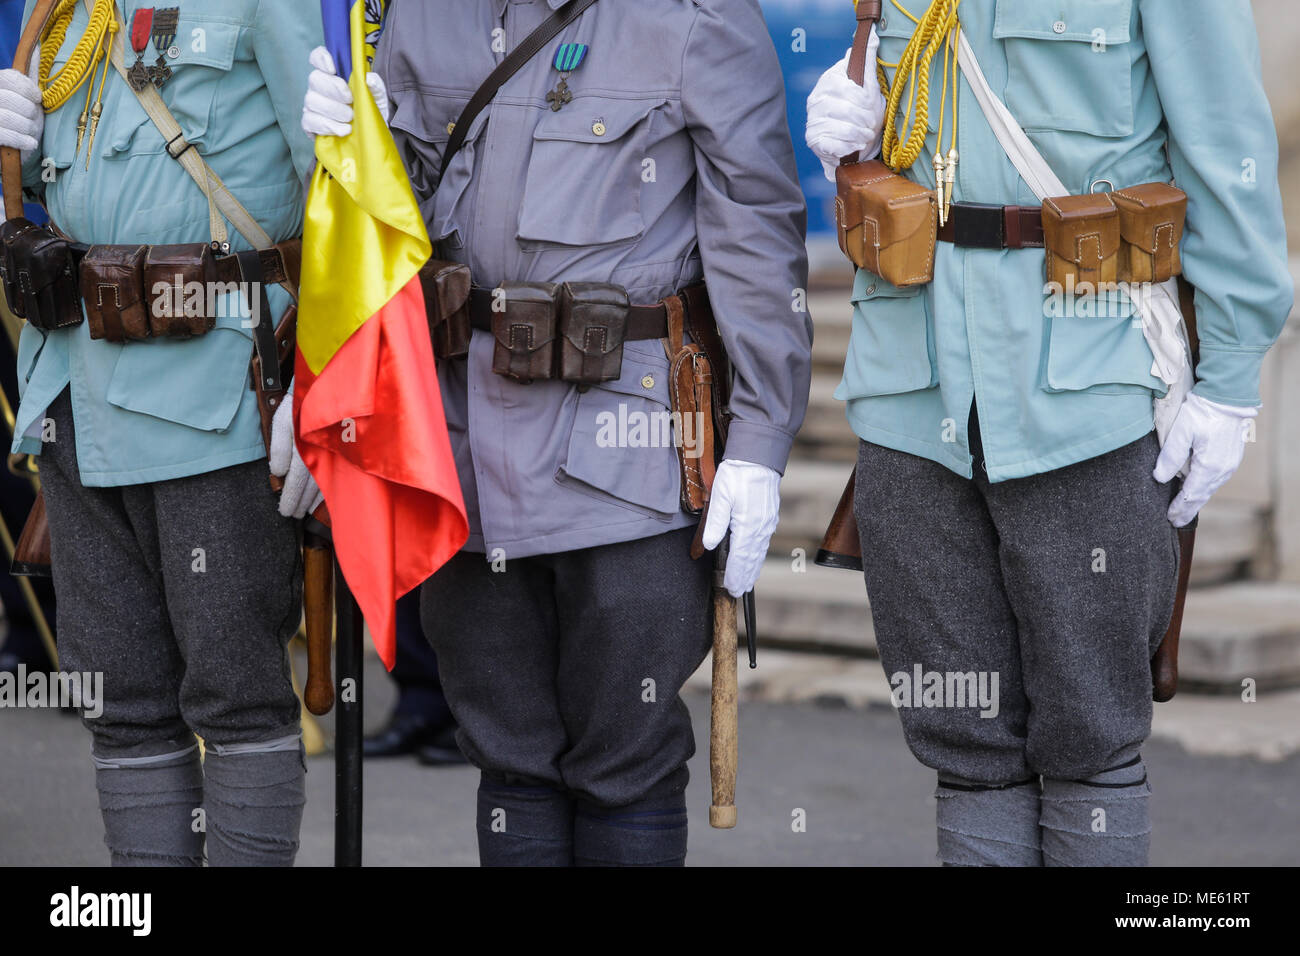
xmin=468 ymin=286 xmax=676 ymax=340
xmin=937 ymin=203 xmax=1044 ymax=250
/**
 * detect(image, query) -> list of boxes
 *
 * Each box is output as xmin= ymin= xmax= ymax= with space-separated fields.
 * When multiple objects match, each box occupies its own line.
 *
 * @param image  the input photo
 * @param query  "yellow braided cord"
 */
xmin=38 ymin=0 xmax=117 ymax=113
xmin=877 ymin=0 xmax=961 ymax=173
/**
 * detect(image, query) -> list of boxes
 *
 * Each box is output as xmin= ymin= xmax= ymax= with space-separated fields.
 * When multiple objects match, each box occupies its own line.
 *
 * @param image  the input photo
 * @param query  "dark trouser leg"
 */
xmin=421 ymin=550 xmax=573 ymax=865
xmin=150 ymin=453 xmax=305 ymax=867
xmin=41 ymin=390 xmax=305 ymax=866
xmin=40 ymin=391 xmax=203 ymax=865
xmin=854 ymin=436 xmax=1041 ymax=866
xmin=422 ymin=527 xmax=710 ymax=867
xmin=554 ymin=527 xmax=710 ymax=867
xmin=391 ymin=590 xmax=453 ymax=724
xmin=980 ymin=430 xmax=1176 ymax=867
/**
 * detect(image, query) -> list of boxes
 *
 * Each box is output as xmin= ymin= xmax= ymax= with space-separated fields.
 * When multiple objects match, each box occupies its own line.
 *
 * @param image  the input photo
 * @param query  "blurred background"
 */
xmin=1 ymin=0 xmax=1296 ymax=866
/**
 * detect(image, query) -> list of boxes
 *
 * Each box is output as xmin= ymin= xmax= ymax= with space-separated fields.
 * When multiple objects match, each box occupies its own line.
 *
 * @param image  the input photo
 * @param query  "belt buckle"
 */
xmin=953 ymin=203 xmax=1005 ymax=249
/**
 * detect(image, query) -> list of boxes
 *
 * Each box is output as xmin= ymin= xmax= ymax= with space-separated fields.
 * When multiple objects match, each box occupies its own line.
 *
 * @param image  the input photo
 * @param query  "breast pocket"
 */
xmin=102 ymin=17 xmax=242 ymax=160
xmin=837 ymin=268 xmax=937 ymax=400
xmin=517 ymin=96 xmax=667 ymax=248
xmin=993 ymin=0 xmax=1135 ymax=138
xmin=389 ymin=92 xmax=484 ymax=250
xmin=557 ymin=339 xmax=682 ymax=517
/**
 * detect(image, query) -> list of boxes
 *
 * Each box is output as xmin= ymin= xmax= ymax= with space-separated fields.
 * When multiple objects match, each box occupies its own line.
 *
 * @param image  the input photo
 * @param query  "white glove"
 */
xmin=700 ymin=459 xmax=782 ymax=599
xmin=0 ymin=49 xmax=44 ymax=164
xmin=301 ymin=45 xmax=389 ymax=139
xmin=806 ymin=33 xmax=886 ymax=183
xmin=269 ymin=383 xmax=324 ymax=520
xmin=1153 ymin=392 xmax=1258 ymax=528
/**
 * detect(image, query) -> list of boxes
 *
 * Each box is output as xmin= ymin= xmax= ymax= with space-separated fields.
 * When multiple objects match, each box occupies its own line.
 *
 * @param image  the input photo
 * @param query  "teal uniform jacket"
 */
xmin=837 ymin=0 xmax=1293 ymax=482
xmin=11 ymin=0 xmax=320 ymax=486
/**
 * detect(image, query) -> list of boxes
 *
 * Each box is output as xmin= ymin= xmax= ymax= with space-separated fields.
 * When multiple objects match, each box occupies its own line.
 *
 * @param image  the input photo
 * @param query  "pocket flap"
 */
xmin=533 ymin=96 xmax=666 ymax=144
xmin=993 ymin=0 xmax=1131 ymax=43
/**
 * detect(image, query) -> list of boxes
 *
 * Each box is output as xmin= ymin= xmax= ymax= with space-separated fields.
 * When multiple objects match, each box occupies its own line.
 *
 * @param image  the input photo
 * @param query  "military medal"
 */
xmin=127 ymin=8 xmax=154 ymax=91
xmin=150 ymin=7 xmax=180 ymax=89
xmin=546 ymin=42 xmax=587 ymax=112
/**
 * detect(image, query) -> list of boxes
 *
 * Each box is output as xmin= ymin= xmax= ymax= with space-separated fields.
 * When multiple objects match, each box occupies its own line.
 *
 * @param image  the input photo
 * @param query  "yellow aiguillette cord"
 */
xmin=38 ymin=0 xmax=117 ymax=113
xmin=876 ymin=0 xmax=962 ymax=177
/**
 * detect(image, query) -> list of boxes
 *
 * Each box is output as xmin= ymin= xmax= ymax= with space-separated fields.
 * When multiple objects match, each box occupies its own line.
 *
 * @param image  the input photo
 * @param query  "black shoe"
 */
xmin=363 ymin=713 xmax=446 ymax=758
xmin=415 ymin=726 xmax=468 ymax=767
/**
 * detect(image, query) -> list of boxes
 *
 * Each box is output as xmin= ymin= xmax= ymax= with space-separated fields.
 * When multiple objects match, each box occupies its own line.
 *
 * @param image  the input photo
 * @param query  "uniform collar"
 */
xmin=492 ymin=0 xmax=570 ymax=20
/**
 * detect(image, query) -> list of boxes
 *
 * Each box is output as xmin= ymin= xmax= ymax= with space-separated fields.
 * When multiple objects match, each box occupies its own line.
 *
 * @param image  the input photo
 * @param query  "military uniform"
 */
xmin=375 ymin=0 xmax=811 ymax=865
xmin=12 ymin=0 xmax=322 ymax=865
xmin=820 ymin=0 xmax=1291 ymax=865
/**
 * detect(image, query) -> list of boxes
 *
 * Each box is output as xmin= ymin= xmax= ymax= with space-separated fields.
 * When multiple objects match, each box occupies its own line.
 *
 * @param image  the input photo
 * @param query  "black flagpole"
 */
xmin=334 ymin=567 xmax=364 ymax=867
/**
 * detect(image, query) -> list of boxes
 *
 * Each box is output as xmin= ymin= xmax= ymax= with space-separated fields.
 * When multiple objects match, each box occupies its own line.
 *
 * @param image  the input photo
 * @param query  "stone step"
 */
xmin=746 ymin=561 xmax=1300 ymax=691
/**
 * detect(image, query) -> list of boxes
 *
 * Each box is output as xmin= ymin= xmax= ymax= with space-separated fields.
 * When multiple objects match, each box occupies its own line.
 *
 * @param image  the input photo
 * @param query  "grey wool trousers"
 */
xmin=420 ymin=525 xmax=712 ymax=866
xmin=38 ymin=390 xmax=306 ymax=866
xmin=855 ymin=409 xmax=1179 ymax=866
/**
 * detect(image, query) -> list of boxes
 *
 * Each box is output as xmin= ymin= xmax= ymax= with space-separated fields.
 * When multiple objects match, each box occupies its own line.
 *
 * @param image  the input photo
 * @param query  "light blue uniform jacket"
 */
xmin=11 ymin=0 xmax=320 ymax=486
xmin=837 ymin=0 xmax=1292 ymax=482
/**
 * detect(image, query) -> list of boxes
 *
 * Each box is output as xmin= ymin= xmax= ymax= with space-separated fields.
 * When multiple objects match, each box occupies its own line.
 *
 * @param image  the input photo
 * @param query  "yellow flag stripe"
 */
xmin=298 ymin=0 xmax=431 ymax=375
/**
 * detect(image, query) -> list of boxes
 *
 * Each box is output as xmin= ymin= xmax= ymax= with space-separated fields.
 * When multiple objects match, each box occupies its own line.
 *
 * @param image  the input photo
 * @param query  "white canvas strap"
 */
xmin=955 ymin=31 xmax=1192 ymax=443
xmin=92 ymin=0 xmax=273 ymax=250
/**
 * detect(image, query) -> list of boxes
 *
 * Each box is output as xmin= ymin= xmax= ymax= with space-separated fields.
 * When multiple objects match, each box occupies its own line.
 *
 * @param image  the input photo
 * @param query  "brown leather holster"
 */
xmin=662 ymin=287 xmax=729 ymax=518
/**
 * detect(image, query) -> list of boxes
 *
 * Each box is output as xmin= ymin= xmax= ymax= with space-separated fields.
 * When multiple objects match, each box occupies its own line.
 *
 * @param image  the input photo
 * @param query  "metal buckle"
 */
xmin=952 ymin=203 xmax=1005 ymax=249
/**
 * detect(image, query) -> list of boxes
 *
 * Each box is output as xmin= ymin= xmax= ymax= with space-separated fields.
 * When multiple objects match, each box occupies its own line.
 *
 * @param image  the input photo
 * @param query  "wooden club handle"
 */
xmin=303 ymin=534 xmax=335 ymax=716
xmin=709 ymin=591 xmax=739 ymax=829
xmin=3 ymin=0 xmax=58 ymax=221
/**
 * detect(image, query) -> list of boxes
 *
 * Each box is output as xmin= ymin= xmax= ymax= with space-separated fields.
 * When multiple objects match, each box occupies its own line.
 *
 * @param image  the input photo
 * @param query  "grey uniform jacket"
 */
xmin=375 ymin=0 xmax=811 ymax=559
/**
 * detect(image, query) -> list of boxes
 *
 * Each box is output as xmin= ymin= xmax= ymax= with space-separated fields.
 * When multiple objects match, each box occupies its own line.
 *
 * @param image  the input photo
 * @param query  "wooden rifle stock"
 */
xmin=11 ymin=486 xmax=50 ymax=577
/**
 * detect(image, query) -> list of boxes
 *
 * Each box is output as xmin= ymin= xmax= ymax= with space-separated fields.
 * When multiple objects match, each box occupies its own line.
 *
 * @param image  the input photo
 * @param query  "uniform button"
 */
xmin=865 ymin=284 xmax=877 ymax=296
xmin=167 ymin=45 xmax=180 ymax=58
xmin=446 ymin=121 xmax=456 ymax=135
xmin=592 ymin=121 xmax=607 ymax=136
xmin=879 ymin=15 xmax=887 ymax=30
xmin=1052 ymin=20 xmax=1067 ymax=33
xmin=641 ymin=374 xmax=655 ymax=389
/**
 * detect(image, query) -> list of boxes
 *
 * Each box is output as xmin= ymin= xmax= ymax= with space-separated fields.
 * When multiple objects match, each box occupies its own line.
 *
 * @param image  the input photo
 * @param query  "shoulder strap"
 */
xmin=439 ymin=0 xmax=601 ymax=185
xmin=93 ymin=0 xmax=273 ymax=250
xmin=841 ymin=0 xmax=882 ymax=164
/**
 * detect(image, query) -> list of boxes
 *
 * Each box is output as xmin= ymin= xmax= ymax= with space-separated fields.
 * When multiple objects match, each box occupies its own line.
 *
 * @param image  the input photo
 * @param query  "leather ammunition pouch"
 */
xmin=490 ymin=281 xmax=559 ymax=383
xmin=420 ymin=259 xmax=472 ymax=360
xmin=836 ymin=159 xmax=937 ymax=288
xmin=1042 ymin=192 xmax=1120 ymax=288
xmin=81 ymin=244 xmax=150 ymax=342
xmin=0 ymin=217 xmax=41 ymax=318
xmin=143 ymin=242 xmax=220 ymax=338
xmin=1111 ymin=182 xmax=1186 ymax=286
xmin=2 ymin=221 xmax=82 ymax=331
xmin=557 ymin=282 xmax=629 ymax=385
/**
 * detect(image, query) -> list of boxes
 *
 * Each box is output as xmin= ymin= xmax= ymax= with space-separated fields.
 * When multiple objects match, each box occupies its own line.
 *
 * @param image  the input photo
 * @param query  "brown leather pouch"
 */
xmin=1111 ymin=182 xmax=1186 ymax=285
xmin=491 ymin=281 xmax=557 ymax=382
xmin=81 ymin=244 xmax=150 ymax=342
xmin=419 ymin=259 xmax=471 ymax=360
xmin=1042 ymin=192 xmax=1119 ymax=288
xmin=12 ymin=229 xmax=82 ymax=331
xmin=836 ymin=160 xmax=937 ymax=287
xmin=557 ymin=282 xmax=628 ymax=385
xmin=144 ymin=242 xmax=218 ymax=338
xmin=0 ymin=217 xmax=40 ymax=318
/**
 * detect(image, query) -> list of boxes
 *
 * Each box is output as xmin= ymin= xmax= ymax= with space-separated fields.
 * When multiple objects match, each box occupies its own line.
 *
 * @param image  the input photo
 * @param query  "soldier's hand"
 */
xmin=805 ymin=32 xmax=886 ymax=182
xmin=701 ymin=459 xmax=782 ymax=599
xmin=302 ymin=45 xmax=389 ymax=139
xmin=0 ymin=48 xmax=44 ymax=162
xmin=1153 ymin=392 xmax=1257 ymax=528
xmin=269 ymin=382 xmax=325 ymax=520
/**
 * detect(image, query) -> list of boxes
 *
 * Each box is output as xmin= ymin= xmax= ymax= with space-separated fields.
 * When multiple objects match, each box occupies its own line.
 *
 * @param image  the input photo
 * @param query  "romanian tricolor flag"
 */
xmin=295 ymin=0 xmax=467 ymax=669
